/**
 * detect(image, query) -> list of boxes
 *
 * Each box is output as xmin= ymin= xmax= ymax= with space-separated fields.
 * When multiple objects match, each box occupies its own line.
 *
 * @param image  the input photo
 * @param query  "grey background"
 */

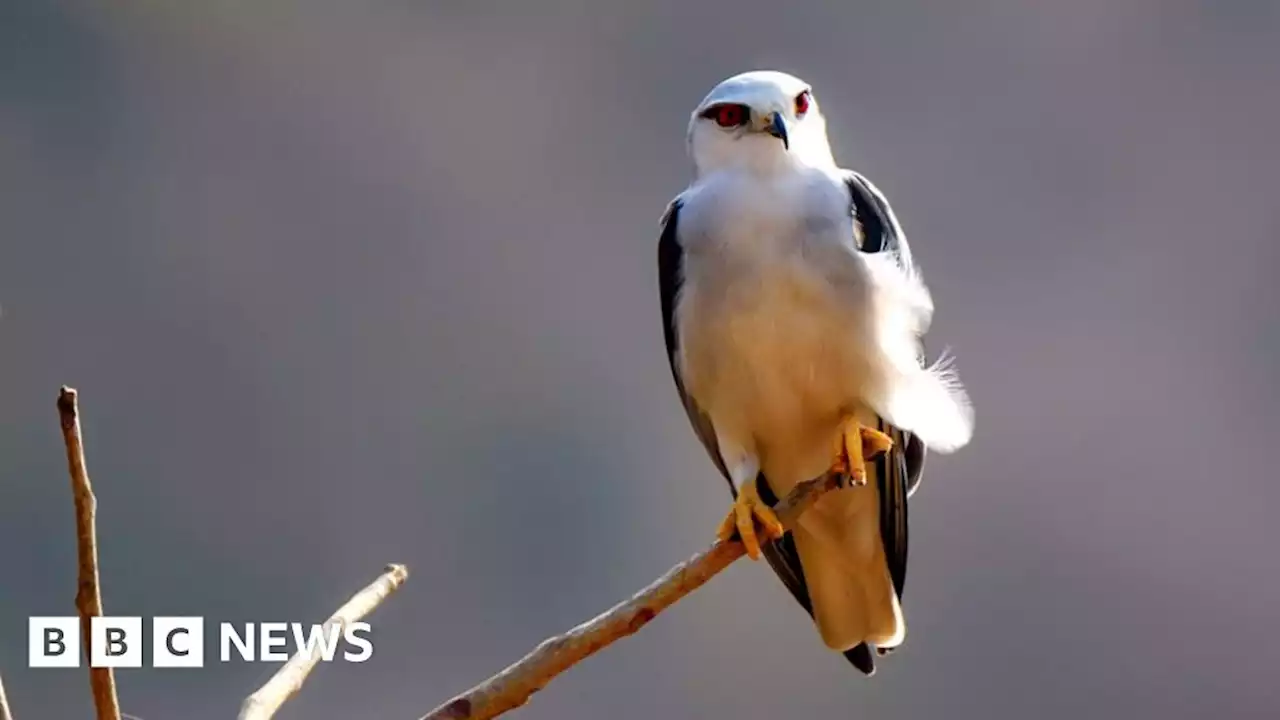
xmin=3 ymin=1 xmax=1279 ymax=718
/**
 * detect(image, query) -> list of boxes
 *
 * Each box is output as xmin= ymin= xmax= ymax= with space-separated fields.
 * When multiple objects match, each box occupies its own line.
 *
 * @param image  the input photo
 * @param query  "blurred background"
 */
xmin=2 ymin=1 xmax=1279 ymax=718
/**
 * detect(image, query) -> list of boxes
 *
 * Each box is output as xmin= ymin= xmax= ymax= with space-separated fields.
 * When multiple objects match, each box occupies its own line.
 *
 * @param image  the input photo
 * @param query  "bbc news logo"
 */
xmin=28 ymin=617 xmax=374 ymax=668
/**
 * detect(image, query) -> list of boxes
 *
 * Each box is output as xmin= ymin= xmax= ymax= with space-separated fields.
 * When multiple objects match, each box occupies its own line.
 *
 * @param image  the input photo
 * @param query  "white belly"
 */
xmin=678 ymin=253 xmax=880 ymax=489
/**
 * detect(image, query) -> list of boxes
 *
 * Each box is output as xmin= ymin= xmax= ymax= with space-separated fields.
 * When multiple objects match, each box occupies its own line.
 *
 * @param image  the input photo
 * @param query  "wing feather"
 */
xmin=845 ymin=172 xmax=933 ymax=669
xmin=845 ymin=170 xmax=929 ymax=497
xmin=658 ymin=200 xmax=733 ymax=492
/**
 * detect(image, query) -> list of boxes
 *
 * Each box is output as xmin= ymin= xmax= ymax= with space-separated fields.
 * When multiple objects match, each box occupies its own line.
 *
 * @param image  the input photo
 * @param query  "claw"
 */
xmin=832 ymin=419 xmax=894 ymax=487
xmin=716 ymin=479 xmax=784 ymax=560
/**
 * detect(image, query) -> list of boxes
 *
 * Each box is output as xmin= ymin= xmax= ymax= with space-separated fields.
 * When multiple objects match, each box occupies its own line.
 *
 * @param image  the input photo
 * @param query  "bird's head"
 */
xmin=687 ymin=70 xmax=836 ymax=178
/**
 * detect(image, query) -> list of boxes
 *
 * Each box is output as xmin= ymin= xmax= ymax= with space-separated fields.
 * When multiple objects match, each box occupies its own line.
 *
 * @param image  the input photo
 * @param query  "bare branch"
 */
xmin=420 ymin=472 xmax=845 ymax=720
xmin=237 ymin=563 xmax=410 ymax=720
xmin=57 ymin=386 xmax=122 ymax=720
xmin=45 ymin=382 xmax=851 ymax=720
xmin=0 ymin=670 xmax=15 ymax=720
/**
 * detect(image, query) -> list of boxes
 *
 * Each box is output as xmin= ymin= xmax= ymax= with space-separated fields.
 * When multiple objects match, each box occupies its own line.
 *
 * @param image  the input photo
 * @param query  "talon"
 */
xmin=832 ymin=418 xmax=894 ymax=487
xmin=716 ymin=479 xmax=784 ymax=560
xmin=860 ymin=425 xmax=894 ymax=459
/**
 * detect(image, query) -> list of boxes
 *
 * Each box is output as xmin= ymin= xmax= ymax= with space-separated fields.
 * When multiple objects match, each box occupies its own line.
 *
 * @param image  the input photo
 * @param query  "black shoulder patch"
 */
xmin=844 ymin=172 xmax=900 ymax=255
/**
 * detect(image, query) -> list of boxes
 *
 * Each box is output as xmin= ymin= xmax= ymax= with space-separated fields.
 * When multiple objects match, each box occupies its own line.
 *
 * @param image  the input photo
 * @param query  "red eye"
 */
xmin=704 ymin=104 xmax=748 ymax=128
xmin=795 ymin=90 xmax=811 ymax=116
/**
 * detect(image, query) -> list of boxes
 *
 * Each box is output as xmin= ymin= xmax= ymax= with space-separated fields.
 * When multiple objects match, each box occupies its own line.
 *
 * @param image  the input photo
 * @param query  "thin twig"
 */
xmin=420 ymin=472 xmax=845 ymax=720
xmin=238 ymin=563 xmax=411 ymax=720
xmin=57 ymin=387 xmax=122 ymax=720
xmin=0 ymin=670 xmax=14 ymax=720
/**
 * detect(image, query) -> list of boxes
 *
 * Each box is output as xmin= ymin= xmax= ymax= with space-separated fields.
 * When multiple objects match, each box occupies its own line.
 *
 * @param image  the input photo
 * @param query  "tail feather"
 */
xmin=844 ymin=644 xmax=877 ymax=675
xmin=791 ymin=484 xmax=905 ymax=655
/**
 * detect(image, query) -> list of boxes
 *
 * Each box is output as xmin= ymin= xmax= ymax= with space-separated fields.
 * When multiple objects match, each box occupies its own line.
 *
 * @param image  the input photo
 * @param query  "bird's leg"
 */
xmin=832 ymin=417 xmax=894 ymax=487
xmin=716 ymin=478 xmax=784 ymax=560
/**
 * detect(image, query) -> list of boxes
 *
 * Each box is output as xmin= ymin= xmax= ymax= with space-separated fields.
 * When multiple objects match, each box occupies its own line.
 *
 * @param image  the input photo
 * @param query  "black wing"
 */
xmin=657 ymin=199 xmax=733 ymax=492
xmin=757 ymin=173 xmax=930 ymax=676
xmin=844 ymin=171 xmax=928 ymax=497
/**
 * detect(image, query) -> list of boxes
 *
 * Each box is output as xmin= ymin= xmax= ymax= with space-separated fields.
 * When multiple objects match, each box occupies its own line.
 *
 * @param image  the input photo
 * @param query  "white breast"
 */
xmin=674 ymin=169 xmax=885 ymax=485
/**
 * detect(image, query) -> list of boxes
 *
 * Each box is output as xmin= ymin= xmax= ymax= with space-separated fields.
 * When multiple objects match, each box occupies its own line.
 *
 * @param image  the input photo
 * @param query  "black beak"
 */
xmin=767 ymin=111 xmax=789 ymax=149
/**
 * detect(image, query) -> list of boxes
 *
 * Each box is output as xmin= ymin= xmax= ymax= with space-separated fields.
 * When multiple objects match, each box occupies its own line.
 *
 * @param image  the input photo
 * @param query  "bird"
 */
xmin=656 ymin=70 xmax=974 ymax=675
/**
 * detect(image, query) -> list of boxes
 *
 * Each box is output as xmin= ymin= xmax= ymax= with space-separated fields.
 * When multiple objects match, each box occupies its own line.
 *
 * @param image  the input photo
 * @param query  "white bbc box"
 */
xmin=29 ymin=617 xmax=80 ymax=668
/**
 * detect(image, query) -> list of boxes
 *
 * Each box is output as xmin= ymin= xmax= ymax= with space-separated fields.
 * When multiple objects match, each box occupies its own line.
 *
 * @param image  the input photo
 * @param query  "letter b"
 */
xmin=29 ymin=617 xmax=79 ymax=668
xmin=91 ymin=617 xmax=142 ymax=668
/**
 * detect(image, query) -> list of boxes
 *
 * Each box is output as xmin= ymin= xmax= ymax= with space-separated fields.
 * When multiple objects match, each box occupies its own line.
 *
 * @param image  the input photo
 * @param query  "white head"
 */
xmin=687 ymin=70 xmax=837 ymax=178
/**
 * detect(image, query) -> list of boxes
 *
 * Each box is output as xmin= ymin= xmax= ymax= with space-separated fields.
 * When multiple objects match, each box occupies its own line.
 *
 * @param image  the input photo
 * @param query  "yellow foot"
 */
xmin=716 ymin=479 xmax=784 ymax=560
xmin=832 ymin=418 xmax=894 ymax=487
